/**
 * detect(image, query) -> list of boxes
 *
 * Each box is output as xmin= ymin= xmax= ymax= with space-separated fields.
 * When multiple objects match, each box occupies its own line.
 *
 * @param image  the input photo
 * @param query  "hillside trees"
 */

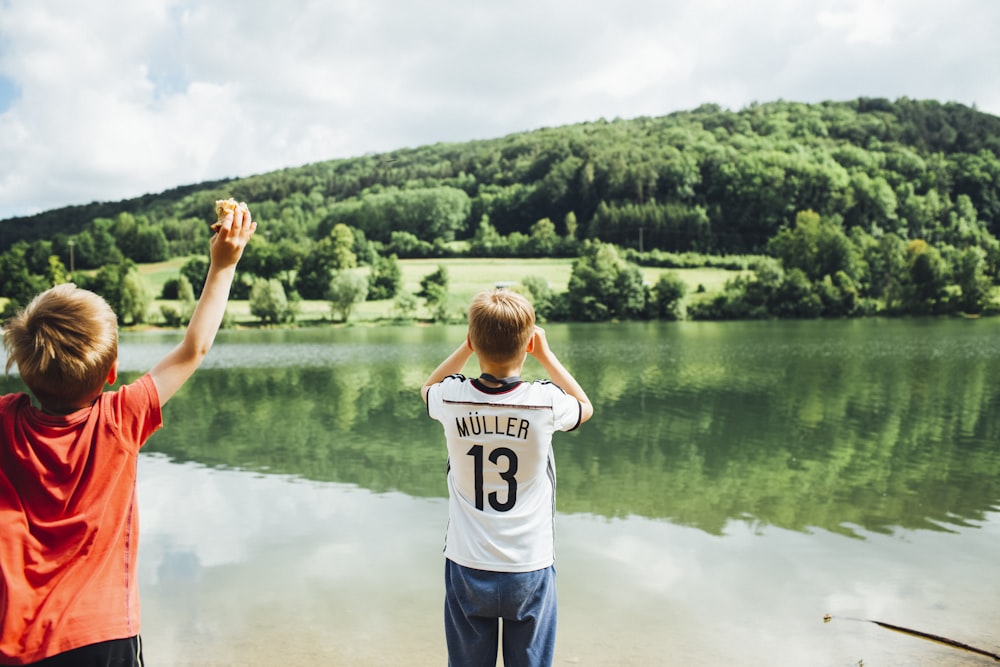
xmin=0 ymin=241 xmax=61 ymax=317
xmin=2 ymin=98 xmax=1000 ymax=324
xmin=61 ymin=223 xmax=124 ymax=270
xmin=690 ymin=209 xmax=999 ymax=319
xmin=103 ymin=213 xmax=169 ymax=263
xmin=240 ymin=236 xmax=306 ymax=288
xmin=1 ymin=100 xmax=997 ymax=261
xmin=321 ymin=186 xmax=470 ymax=242
xmin=295 ymin=223 xmax=357 ymax=299
xmin=768 ymin=210 xmax=863 ymax=286
xmin=902 ymin=240 xmax=949 ymax=313
xmin=954 ymin=246 xmax=992 ymax=314
xmin=565 ymin=241 xmax=647 ymax=321
xmin=75 ymin=259 xmax=152 ymax=325
xmin=3 ymin=99 xmax=999 ymax=263
xmin=525 ymin=240 xmax=687 ymax=322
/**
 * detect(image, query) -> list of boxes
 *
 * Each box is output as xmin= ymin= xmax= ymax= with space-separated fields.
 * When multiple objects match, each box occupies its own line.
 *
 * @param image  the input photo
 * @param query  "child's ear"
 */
xmin=107 ymin=360 xmax=119 ymax=386
xmin=466 ymin=334 xmax=474 ymax=351
xmin=526 ymin=336 xmax=535 ymax=354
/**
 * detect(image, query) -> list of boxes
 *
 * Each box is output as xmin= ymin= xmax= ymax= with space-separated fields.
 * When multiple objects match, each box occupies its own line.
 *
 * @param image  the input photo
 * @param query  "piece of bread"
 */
xmin=215 ymin=198 xmax=239 ymax=219
xmin=211 ymin=198 xmax=240 ymax=231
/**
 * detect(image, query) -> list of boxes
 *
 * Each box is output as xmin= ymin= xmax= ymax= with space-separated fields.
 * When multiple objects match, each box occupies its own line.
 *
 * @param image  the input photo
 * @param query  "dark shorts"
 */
xmin=25 ymin=636 xmax=142 ymax=667
xmin=444 ymin=559 xmax=557 ymax=667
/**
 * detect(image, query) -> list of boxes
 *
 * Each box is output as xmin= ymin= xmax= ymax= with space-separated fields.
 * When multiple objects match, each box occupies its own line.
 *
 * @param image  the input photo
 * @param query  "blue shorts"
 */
xmin=444 ymin=559 xmax=557 ymax=667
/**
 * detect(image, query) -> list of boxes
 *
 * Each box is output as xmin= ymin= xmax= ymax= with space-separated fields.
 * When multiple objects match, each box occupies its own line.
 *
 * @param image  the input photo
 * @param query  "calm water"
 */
xmin=4 ymin=319 xmax=1000 ymax=665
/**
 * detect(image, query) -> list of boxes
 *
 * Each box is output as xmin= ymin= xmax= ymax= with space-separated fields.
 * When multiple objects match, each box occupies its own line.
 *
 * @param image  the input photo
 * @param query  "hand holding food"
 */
xmin=211 ymin=198 xmax=246 ymax=232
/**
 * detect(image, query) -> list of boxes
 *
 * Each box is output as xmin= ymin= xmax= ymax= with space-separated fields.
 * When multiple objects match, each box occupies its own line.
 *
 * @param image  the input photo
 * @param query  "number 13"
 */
xmin=467 ymin=444 xmax=518 ymax=512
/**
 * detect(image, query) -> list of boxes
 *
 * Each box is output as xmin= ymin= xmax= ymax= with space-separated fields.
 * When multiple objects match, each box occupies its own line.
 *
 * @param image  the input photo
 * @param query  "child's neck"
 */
xmin=39 ymin=392 xmax=101 ymax=416
xmin=41 ymin=403 xmax=88 ymax=416
xmin=478 ymin=364 xmax=523 ymax=385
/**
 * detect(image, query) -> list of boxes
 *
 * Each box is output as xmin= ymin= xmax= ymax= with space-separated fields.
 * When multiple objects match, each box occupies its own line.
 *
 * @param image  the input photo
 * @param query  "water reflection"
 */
xmin=137 ymin=455 xmax=448 ymax=665
xmin=5 ymin=319 xmax=1000 ymax=535
xmin=135 ymin=454 xmax=1000 ymax=666
xmin=5 ymin=319 xmax=1000 ymax=664
xmin=80 ymin=319 xmax=1000 ymax=538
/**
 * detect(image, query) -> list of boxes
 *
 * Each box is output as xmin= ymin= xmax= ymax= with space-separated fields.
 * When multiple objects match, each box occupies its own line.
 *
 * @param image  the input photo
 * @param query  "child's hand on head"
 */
xmin=529 ymin=326 xmax=551 ymax=360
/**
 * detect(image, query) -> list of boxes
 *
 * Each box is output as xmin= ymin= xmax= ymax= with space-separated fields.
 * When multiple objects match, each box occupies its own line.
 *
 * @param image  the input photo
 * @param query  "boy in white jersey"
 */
xmin=422 ymin=289 xmax=594 ymax=667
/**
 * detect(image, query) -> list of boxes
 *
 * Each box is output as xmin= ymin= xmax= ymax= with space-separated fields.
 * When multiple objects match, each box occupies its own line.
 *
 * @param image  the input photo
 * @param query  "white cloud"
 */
xmin=818 ymin=1 xmax=897 ymax=46
xmin=0 ymin=0 xmax=998 ymax=220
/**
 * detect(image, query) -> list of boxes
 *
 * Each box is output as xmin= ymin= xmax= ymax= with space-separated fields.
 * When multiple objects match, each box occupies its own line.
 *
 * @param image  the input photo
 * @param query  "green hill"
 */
xmin=2 ymin=97 xmax=999 ymax=257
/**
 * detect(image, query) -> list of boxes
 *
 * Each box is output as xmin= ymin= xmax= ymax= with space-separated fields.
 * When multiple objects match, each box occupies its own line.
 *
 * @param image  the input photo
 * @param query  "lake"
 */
xmin=4 ymin=318 xmax=1000 ymax=665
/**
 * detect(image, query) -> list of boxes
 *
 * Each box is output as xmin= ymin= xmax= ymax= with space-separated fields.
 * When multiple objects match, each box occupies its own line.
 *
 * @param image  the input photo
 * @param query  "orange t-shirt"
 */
xmin=0 ymin=374 xmax=162 ymax=664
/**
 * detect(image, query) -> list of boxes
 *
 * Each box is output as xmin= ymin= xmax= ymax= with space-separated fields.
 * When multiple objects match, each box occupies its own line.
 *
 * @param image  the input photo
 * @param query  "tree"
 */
xmin=133 ymin=225 xmax=169 ymax=263
xmin=953 ymin=246 xmax=992 ymax=314
xmin=327 ymin=270 xmax=369 ymax=322
xmin=768 ymin=210 xmax=862 ymax=284
xmin=650 ymin=272 xmax=687 ymax=320
xmin=72 ymin=229 xmax=124 ymax=269
xmin=295 ymin=247 xmax=334 ymax=300
xmin=393 ymin=291 xmax=419 ymax=320
xmin=613 ymin=264 xmax=648 ymax=319
xmin=843 ymin=172 xmax=899 ymax=231
xmin=80 ymin=260 xmax=150 ymax=325
xmin=180 ymin=257 xmax=210 ymax=298
xmin=349 ymin=186 xmax=471 ymax=242
xmin=563 ymin=211 xmax=579 ymax=241
xmin=902 ymin=239 xmax=949 ymax=313
xmin=386 ymin=230 xmax=435 ymax=258
xmin=230 ymin=234 xmax=309 ymax=295
xmin=368 ymin=253 xmax=401 ymax=300
xmin=82 ymin=219 xmax=126 ymax=267
xmin=521 ymin=276 xmax=557 ymax=321
xmin=469 ymin=216 xmax=505 ymax=257
xmin=0 ymin=243 xmax=50 ymax=316
xmin=527 ymin=218 xmax=559 ymax=257
xmin=329 ymin=223 xmax=359 ymax=270
xmin=177 ymin=274 xmax=195 ymax=304
xmin=417 ymin=265 xmax=450 ymax=321
xmin=160 ymin=275 xmax=196 ymax=326
xmin=249 ymin=278 xmax=294 ymax=324
xmin=295 ymin=224 xmax=358 ymax=299
xmin=161 ymin=216 xmax=212 ymax=257
xmin=565 ymin=241 xmax=647 ymax=321
xmin=853 ymin=229 xmax=907 ymax=307
xmin=772 ymin=268 xmax=823 ymax=318
xmin=120 ymin=270 xmax=152 ymax=324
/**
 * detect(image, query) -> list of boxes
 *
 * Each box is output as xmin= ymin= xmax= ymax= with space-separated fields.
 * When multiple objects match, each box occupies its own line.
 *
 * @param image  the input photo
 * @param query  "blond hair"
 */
xmin=3 ymin=284 xmax=119 ymax=407
xmin=467 ymin=289 xmax=535 ymax=363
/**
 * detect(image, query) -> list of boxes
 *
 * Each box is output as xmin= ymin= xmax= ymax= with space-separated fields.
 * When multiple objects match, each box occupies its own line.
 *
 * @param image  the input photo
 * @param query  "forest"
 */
xmin=1 ymin=97 xmax=999 ymax=323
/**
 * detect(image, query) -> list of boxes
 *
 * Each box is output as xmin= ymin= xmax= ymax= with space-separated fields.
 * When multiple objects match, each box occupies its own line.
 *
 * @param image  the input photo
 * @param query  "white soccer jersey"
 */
xmin=426 ymin=374 xmax=582 ymax=572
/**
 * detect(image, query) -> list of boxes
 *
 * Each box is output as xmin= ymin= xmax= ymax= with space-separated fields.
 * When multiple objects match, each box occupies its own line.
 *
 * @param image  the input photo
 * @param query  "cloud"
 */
xmin=0 ymin=0 xmax=998 ymax=220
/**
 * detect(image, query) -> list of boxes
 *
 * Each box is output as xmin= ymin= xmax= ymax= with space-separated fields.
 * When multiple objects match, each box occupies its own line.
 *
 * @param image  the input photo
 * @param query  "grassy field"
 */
xmin=0 ymin=256 xmax=740 ymax=327
xmin=155 ymin=257 xmax=744 ymax=325
xmin=4 ymin=256 xmax=744 ymax=326
xmin=137 ymin=257 xmax=189 ymax=296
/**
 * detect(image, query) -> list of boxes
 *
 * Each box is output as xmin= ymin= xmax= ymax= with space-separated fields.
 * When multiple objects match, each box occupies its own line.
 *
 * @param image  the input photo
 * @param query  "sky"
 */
xmin=0 ymin=0 xmax=998 ymax=221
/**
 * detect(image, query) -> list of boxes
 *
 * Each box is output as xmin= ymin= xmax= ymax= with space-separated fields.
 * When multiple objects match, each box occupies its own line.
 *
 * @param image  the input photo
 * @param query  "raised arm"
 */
xmin=421 ymin=338 xmax=475 ymax=403
xmin=150 ymin=204 xmax=257 ymax=406
xmin=528 ymin=326 xmax=594 ymax=424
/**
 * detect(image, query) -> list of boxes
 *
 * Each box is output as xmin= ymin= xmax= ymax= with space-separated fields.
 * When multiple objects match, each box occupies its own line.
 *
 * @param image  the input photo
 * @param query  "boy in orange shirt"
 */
xmin=0 ymin=203 xmax=256 ymax=665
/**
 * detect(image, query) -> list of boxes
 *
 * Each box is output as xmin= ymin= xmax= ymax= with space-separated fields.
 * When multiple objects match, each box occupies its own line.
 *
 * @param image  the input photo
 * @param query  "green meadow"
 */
xmin=138 ymin=257 xmax=746 ymax=326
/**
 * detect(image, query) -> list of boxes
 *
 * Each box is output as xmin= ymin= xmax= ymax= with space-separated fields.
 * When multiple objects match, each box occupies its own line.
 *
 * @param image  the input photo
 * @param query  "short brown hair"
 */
xmin=467 ymin=289 xmax=535 ymax=363
xmin=3 ymin=284 xmax=119 ymax=407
